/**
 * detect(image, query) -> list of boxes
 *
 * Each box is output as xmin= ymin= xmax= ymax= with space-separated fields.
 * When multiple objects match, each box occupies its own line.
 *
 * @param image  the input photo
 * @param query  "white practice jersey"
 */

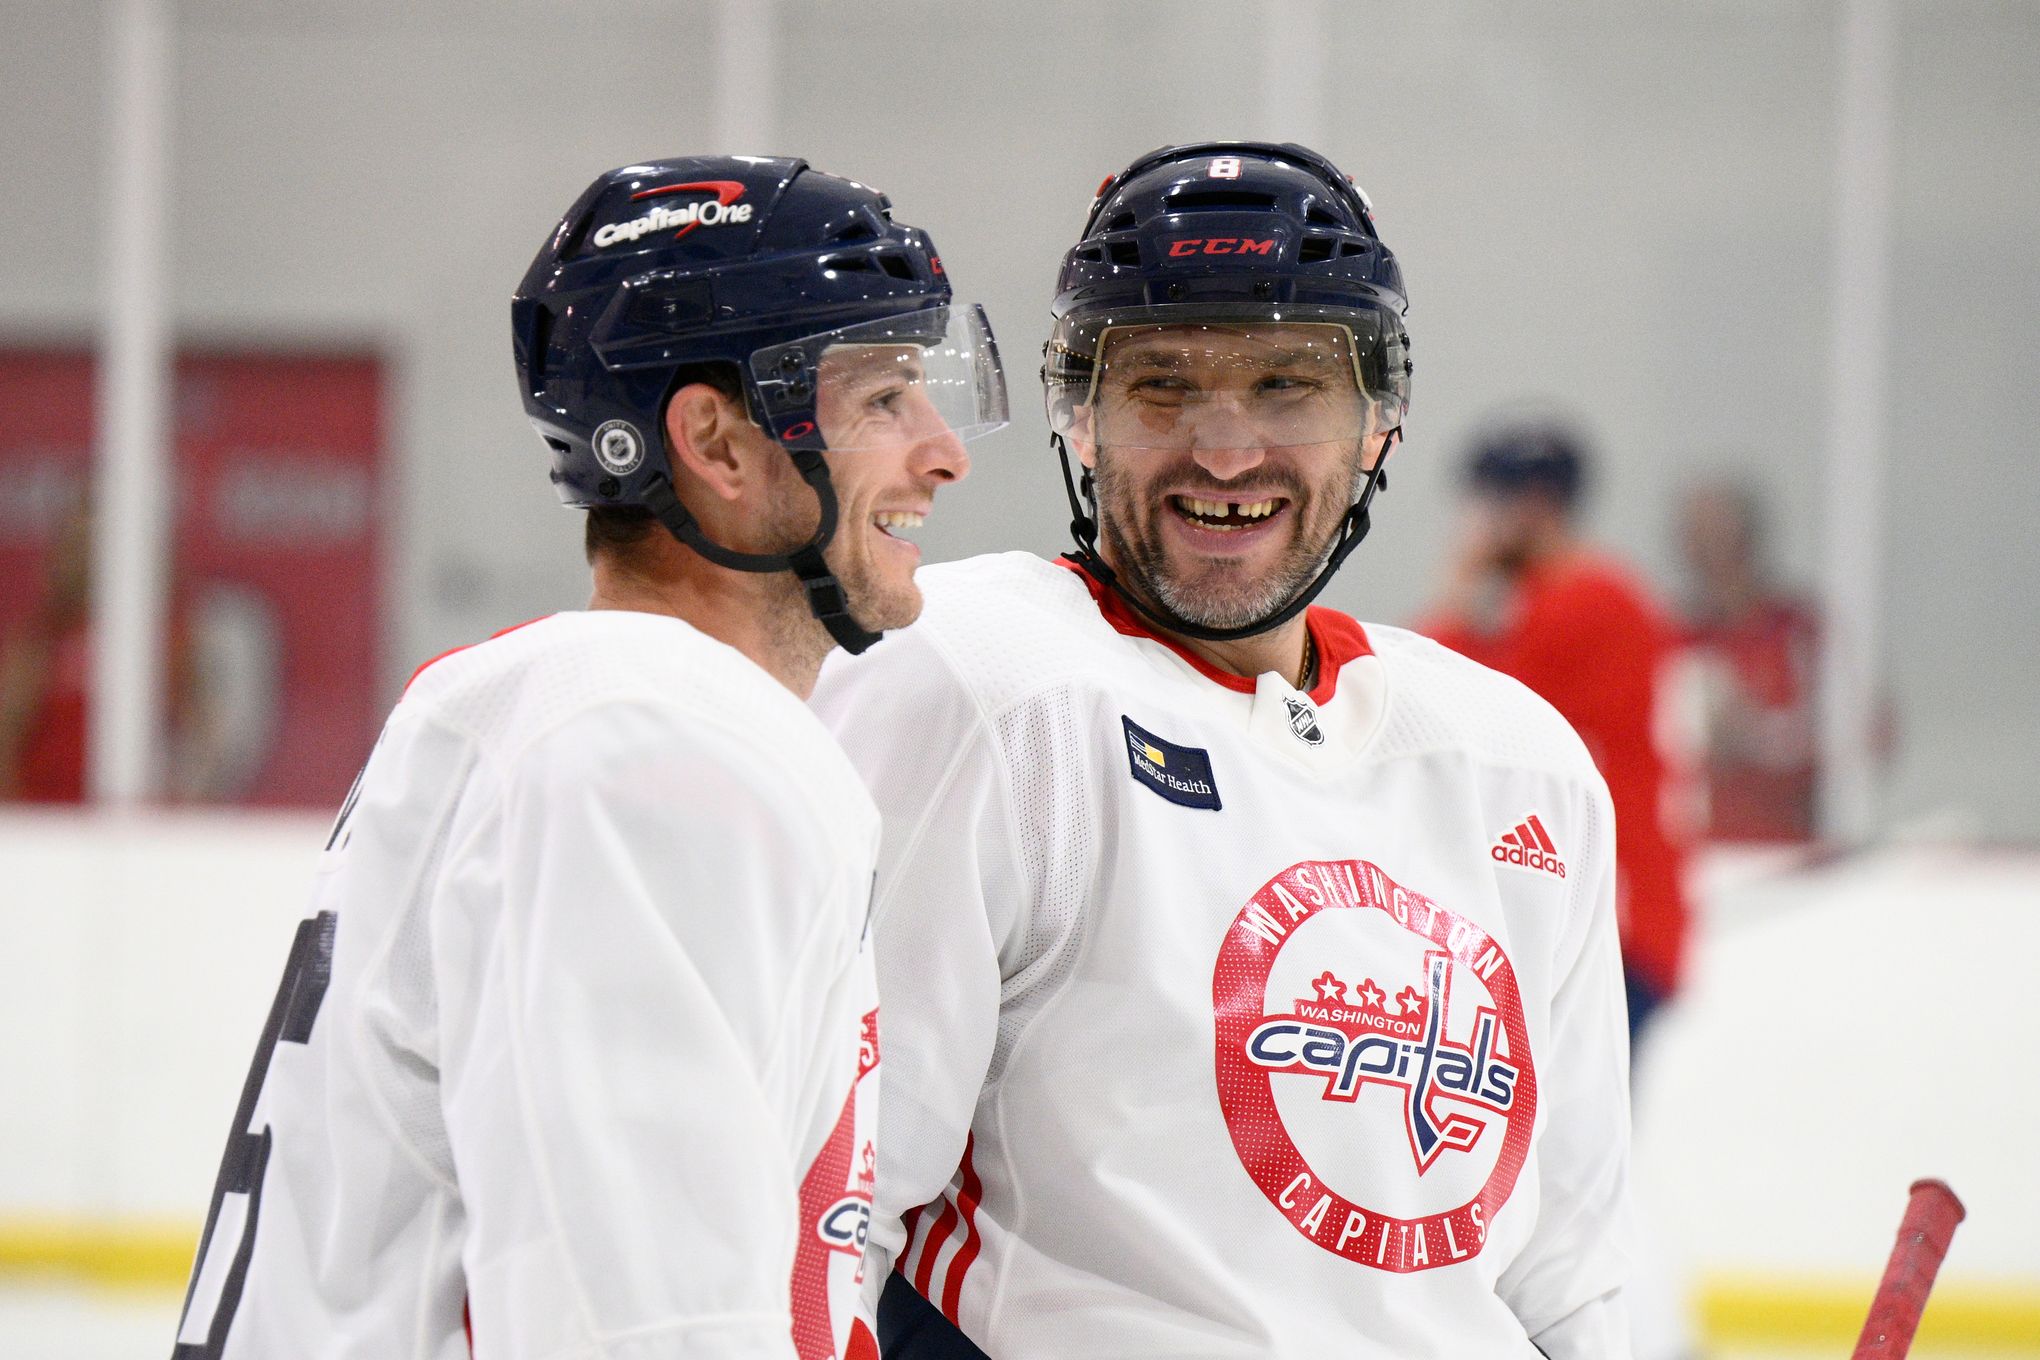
xmin=811 ymin=554 xmax=1633 ymax=1359
xmin=174 ymin=612 xmax=881 ymax=1360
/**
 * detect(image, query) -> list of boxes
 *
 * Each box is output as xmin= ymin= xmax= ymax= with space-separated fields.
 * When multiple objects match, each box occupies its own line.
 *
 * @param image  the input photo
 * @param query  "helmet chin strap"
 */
xmin=639 ymin=446 xmax=884 ymax=655
xmin=1053 ymin=430 xmax=1398 ymax=645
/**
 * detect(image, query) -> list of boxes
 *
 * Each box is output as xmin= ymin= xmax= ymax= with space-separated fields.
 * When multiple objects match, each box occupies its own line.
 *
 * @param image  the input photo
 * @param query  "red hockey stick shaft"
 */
xmin=1850 ymin=1179 xmax=1966 ymax=1358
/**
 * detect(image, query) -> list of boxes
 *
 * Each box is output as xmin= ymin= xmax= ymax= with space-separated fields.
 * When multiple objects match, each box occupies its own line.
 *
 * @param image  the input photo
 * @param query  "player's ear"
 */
xmin=664 ymin=383 xmax=759 ymax=502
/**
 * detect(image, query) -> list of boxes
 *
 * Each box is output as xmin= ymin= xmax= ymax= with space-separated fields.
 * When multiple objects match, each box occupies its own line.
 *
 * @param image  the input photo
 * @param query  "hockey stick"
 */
xmin=1850 ymin=1178 xmax=1966 ymax=1357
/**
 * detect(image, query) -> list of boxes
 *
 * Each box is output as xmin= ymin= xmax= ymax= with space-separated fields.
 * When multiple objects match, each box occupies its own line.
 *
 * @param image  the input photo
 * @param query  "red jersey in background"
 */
xmin=1679 ymin=599 xmax=1818 ymax=842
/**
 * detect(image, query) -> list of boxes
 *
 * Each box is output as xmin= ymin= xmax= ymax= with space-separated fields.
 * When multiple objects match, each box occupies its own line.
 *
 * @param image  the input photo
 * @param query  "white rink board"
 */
xmin=0 ymin=811 xmax=324 ymax=1223
xmin=1633 ymin=845 xmax=2040 ymax=1282
xmin=0 ymin=814 xmax=2034 ymax=1287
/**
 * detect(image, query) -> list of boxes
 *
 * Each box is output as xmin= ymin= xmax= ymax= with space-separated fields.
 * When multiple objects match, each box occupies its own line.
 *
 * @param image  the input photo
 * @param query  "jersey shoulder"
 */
xmin=1367 ymin=622 xmax=1602 ymax=782
xmin=824 ymin=552 xmax=1119 ymax=718
xmin=402 ymin=612 xmax=865 ymax=803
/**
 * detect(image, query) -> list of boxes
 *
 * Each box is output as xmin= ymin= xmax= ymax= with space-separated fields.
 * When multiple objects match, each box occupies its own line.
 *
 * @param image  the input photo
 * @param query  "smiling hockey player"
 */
xmin=169 ymin=156 xmax=1006 ymax=1360
xmin=813 ymin=142 xmax=1633 ymax=1357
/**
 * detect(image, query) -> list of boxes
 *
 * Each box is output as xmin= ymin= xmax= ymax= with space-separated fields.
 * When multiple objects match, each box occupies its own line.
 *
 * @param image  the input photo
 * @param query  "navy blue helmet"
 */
xmin=513 ymin=156 xmax=1005 ymax=652
xmin=1044 ymin=141 xmax=1413 ymax=641
xmin=1465 ymin=419 xmax=1588 ymax=508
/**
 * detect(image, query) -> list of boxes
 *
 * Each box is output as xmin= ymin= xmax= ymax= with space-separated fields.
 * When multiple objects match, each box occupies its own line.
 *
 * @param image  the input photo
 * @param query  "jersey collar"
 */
xmin=1057 ymin=556 xmax=1370 ymax=705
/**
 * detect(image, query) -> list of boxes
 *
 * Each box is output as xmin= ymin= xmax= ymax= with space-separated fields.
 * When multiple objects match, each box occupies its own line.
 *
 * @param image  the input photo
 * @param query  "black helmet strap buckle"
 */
xmin=1052 ymin=428 xmax=1398 ymax=645
xmin=640 ymin=445 xmax=883 ymax=656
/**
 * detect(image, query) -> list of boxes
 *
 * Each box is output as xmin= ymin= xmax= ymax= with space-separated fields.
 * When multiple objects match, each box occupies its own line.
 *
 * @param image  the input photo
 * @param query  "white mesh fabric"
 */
xmin=1368 ymin=624 xmax=1599 ymax=776
xmin=987 ymin=691 xmax=1098 ymax=1085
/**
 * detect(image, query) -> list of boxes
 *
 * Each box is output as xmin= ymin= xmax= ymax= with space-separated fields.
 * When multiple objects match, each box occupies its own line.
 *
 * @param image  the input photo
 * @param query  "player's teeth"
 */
xmin=1177 ymin=496 xmax=1279 ymax=521
xmin=874 ymin=511 xmax=925 ymax=529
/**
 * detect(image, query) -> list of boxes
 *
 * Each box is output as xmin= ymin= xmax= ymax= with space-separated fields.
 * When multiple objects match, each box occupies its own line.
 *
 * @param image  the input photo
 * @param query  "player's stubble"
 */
xmin=750 ymin=453 xmax=924 ymax=666
xmin=1094 ymin=439 xmax=1374 ymax=631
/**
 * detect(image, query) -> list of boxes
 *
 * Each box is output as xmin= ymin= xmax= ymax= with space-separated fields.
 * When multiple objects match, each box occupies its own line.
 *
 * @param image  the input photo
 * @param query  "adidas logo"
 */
xmin=1491 ymin=814 xmax=1567 ymax=879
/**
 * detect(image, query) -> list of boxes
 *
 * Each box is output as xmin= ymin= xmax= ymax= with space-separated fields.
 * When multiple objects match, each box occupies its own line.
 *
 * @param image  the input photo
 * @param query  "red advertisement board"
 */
xmin=0 ymin=347 xmax=386 ymax=807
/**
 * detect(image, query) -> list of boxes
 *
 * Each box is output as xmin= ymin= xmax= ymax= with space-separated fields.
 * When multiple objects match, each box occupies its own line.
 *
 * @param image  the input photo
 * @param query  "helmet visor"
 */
xmin=751 ymin=302 xmax=1009 ymax=453
xmin=1046 ymin=304 xmax=1408 ymax=453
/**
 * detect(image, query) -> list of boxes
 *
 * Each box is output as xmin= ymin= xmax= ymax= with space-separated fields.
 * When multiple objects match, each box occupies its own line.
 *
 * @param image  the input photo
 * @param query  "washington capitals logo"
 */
xmin=1213 ymin=859 xmax=1538 ymax=1273
xmin=817 ymin=1141 xmax=876 ymax=1259
xmin=1246 ymin=951 xmax=1520 ymax=1171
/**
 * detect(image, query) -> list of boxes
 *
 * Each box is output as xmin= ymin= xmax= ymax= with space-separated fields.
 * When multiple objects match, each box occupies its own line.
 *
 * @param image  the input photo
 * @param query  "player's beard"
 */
xmin=1094 ymin=442 xmax=1370 ymax=632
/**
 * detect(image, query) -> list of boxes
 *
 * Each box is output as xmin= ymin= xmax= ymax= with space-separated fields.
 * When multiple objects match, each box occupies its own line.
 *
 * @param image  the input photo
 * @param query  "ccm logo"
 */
xmin=1167 ymin=237 xmax=1276 ymax=257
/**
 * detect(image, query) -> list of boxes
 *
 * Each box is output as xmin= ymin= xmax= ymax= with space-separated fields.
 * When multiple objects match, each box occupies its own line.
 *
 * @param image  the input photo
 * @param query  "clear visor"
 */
xmin=1046 ymin=308 xmax=1407 ymax=454
xmin=750 ymin=302 xmax=1009 ymax=453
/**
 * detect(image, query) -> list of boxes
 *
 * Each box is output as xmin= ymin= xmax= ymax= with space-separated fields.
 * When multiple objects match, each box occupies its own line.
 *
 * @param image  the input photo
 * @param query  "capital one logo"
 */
xmin=594 ymin=180 xmax=754 ymax=248
xmin=1212 ymin=859 xmax=1538 ymax=1272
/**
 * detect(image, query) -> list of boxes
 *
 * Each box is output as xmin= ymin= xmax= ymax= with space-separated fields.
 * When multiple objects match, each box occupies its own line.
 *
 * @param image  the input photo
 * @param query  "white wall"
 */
xmin=4 ymin=0 xmax=2037 ymax=834
xmin=2 ymin=813 xmax=2034 ymax=1293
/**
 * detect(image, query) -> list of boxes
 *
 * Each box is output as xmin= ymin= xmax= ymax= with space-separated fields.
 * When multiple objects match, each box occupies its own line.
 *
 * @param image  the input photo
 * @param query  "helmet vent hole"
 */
xmin=1105 ymin=211 xmax=1136 ymax=231
xmin=1163 ymin=189 xmax=1278 ymax=212
xmin=1107 ymin=241 xmax=1142 ymax=266
xmin=1298 ymin=235 xmax=1336 ymax=264
xmin=877 ymin=253 xmax=916 ymax=281
xmin=1339 ymin=239 xmax=1371 ymax=257
xmin=822 ymin=254 xmax=880 ymax=274
xmin=525 ymin=302 xmax=557 ymax=386
xmin=1076 ymin=245 xmax=1106 ymax=263
xmin=833 ymin=219 xmax=879 ymax=243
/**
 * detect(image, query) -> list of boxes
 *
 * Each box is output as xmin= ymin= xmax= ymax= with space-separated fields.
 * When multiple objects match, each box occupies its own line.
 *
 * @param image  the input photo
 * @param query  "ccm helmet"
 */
xmin=513 ymin=156 xmax=1007 ymax=653
xmin=1044 ymin=141 xmax=1411 ymax=641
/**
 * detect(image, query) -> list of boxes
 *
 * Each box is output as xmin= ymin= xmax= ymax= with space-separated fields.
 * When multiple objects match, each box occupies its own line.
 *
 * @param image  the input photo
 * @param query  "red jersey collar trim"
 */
xmin=1056 ymin=557 xmax=1369 ymax=705
xmin=405 ymin=615 xmax=550 ymax=694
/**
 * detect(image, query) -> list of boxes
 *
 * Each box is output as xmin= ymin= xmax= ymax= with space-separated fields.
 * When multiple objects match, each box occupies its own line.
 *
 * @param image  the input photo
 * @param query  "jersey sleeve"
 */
xmin=442 ymin=700 xmax=853 ymax=1360
xmin=811 ymin=634 xmax=1028 ymax=1313
xmin=1498 ymin=774 xmax=1636 ymax=1355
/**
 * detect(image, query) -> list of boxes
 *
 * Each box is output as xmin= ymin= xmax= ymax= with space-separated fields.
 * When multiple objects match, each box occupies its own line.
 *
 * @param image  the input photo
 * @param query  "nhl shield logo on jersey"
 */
xmin=1212 ymin=859 xmax=1538 ymax=1273
xmin=1282 ymin=695 xmax=1324 ymax=746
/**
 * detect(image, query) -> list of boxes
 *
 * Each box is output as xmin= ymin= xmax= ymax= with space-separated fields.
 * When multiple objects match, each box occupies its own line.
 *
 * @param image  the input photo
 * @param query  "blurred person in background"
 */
xmin=0 ymin=499 xmax=91 ymax=801
xmin=169 ymin=156 xmax=1004 ymax=1360
xmin=0 ymin=498 xmax=281 ymax=804
xmin=1419 ymin=417 xmax=1698 ymax=1360
xmin=1418 ymin=417 xmax=1691 ymax=1048
xmin=1673 ymin=478 xmax=1819 ymax=842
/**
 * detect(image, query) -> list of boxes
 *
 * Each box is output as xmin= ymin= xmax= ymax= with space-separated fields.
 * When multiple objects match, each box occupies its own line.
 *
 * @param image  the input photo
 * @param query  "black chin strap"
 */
xmin=639 ymin=447 xmax=883 ymax=655
xmin=1053 ymin=430 xmax=1398 ymax=644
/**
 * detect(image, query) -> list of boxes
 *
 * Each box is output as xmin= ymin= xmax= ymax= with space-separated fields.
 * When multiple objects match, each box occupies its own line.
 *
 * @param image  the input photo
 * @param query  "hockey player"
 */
xmin=812 ymin=143 xmax=1633 ymax=1357
xmin=170 ymin=157 xmax=1007 ymax=1360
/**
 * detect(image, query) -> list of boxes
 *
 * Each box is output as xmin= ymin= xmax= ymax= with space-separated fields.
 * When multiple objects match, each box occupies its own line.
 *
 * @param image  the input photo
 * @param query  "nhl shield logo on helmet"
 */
xmin=589 ymin=419 xmax=645 ymax=477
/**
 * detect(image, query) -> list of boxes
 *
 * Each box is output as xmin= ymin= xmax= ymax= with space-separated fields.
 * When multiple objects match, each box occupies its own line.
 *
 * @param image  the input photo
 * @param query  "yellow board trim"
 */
xmin=1700 ymin=1273 xmax=2040 ymax=1350
xmin=0 ymin=1220 xmax=196 ymax=1291
xmin=3 ymin=1220 xmax=2038 ymax=1349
